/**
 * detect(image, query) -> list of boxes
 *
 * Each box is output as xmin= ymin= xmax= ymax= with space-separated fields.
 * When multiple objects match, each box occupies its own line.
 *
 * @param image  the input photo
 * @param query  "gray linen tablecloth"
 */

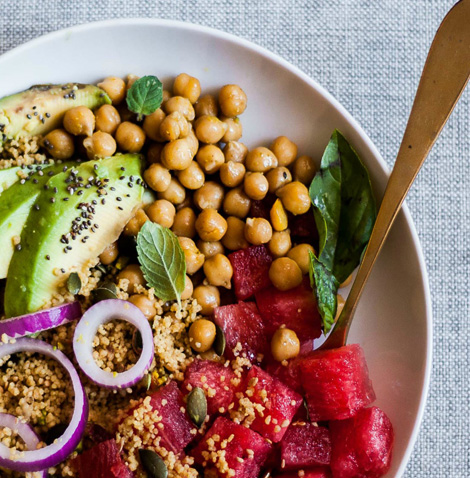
xmin=0 ymin=0 xmax=468 ymax=476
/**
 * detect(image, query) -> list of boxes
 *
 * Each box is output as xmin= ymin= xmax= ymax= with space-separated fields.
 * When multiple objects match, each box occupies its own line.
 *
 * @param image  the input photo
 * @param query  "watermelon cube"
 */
xmin=255 ymin=278 xmax=322 ymax=340
xmin=250 ymin=195 xmax=275 ymax=220
xmin=182 ymin=359 xmax=237 ymax=416
xmin=213 ymin=301 xmax=268 ymax=362
xmin=265 ymin=358 xmax=303 ymax=395
xmin=229 ymin=245 xmax=273 ymax=300
xmin=289 ymin=212 xmax=319 ymax=242
xmin=299 ymin=344 xmax=376 ymax=421
xmin=234 ymin=366 xmax=302 ymax=443
xmin=280 ymin=423 xmax=331 ymax=469
xmin=276 ymin=467 xmax=332 ymax=478
xmin=330 ymin=406 xmax=394 ymax=478
xmin=72 ymin=439 xmax=134 ymax=478
xmin=193 ymin=416 xmax=272 ymax=478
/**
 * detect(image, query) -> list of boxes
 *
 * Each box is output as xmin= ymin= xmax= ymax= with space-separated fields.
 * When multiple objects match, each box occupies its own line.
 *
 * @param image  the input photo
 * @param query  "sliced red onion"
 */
xmin=73 ymin=299 xmax=154 ymax=389
xmin=0 ymin=302 xmax=82 ymax=340
xmin=0 ymin=413 xmax=47 ymax=478
xmin=0 ymin=338 xmax=88 ymax=472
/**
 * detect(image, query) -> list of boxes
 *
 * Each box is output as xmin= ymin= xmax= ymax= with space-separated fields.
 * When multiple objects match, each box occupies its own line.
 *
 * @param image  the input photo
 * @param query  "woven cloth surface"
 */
xmin=0 ymin=0 xmax=468 ymax=476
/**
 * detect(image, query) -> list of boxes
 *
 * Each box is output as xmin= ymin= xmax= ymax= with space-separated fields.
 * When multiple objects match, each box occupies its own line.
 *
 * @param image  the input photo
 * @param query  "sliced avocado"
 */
xmin=0 ymin=161 xmax=76 ymax=279
xmin=5 ymin=154 xmax=145 ymax=317
xmin=0 ymin=163 xmax=54 ymax=195
xmin=0 ymin=84 xmax=111 ymax=142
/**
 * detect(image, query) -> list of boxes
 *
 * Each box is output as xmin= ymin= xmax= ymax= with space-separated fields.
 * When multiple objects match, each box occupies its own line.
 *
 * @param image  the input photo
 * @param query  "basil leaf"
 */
xmin=136 ymin=222 xmax=186 ymax=307
xmin=308 ymin=251 xmax=339 ymax=334
xmin=309 ymin=130 xmax=376 ymax=283
xmin=126 ymin=75 xmax=163 ymax=120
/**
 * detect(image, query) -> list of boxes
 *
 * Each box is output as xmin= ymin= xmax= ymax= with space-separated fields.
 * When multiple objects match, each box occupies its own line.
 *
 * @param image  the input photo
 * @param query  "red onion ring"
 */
xmin=0 ymin=338 xmax=88 ymax=472
xmin=73 ymin=299 xmax=154 ymax=389
xmin=0 ymin=302 xmax=82 ymax=340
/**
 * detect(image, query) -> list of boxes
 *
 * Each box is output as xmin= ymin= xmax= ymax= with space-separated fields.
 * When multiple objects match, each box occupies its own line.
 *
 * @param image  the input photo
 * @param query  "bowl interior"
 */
xmin=0 ymin=20 xmax=431 ymax=477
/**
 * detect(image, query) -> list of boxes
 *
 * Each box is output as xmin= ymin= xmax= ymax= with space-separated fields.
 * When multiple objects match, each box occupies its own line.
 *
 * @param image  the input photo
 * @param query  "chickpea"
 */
xmin=173 ymin=73 xmax=201 ymax=104
xmin=244 ymin=172 xmax=269 ymax=200
xmin=186 ymin=129 xmax=200 ymax=157
xmin=271 ymin=327 xmax=300 ymax=362
xmin=177 ymin=161 xmax=205 ymax=190
xmin=128 ymin=294 xmax=156 ymax=319
xmin=287 ymin=244 xmax=315 ymax=275
xmin=268 ymin=230 xmax=292 ymax=258
xmin=164 ymin=96 xmax=195 ymax=121
xmin=203 ymin=253 xmax=233 ymax=289
xmin=193 ymin=285 xmax=220 ymax=315
xmin=147 ymin=142 xmax=164 ymax=164
xmin=196 ymin=144 xmax=225 ymax=174
xmin=266 ymin=166 xmax=292 ymax=194
xmin=172 ymin=207 xmax=197 ymax=238
xmin=276 ymin=181 xmax=311 ymax=215
xmin=98 ymin=76 xmax=126 ymax=105
xmin=223 ymin=141 xmax=248 ymax=163
xmin=221 ymin=216 xmax=248 ymax=251
xmin=245 ymin=217 xmax=272 ymax=245
xmin=143 ymin=109 xmax=166 ymax=142
xmin=162 ymin=89 xmax=171 ymax=104
xmin=189 ymin=319 xmax=216 ymax=352
xmin=95 ymin=104 xmax=121 ymax=135
xmin=221 ymin=117 xmax=242 ymax=142
xmin=193 ymin=182 xmax=225 ymax=210
xmin=293 ymin=155 xmax=316 ymax=184
xmin=270 ymin=199 xmax=288 ymax=232
xmin=219 ymin=161 xmax=245 ymax=188
xmin=143 ymin=163 xmax=171 ymax=193
xmin=99 ymin=242 xmax=119 ymax=265
xmin=124 ymin=209 xmax=149 ymax=236
xmin=145 ymin=199 xmax=176 ymax=228
xmin=336 ymin=294 xmax=345 ymax=321
xmin=126 ymin=74 xmax=139 ymax=90
xmin=118 ymin=264 xmax=146 ymax=294
xmin=271 ymin=136 xmax=298 ymax=167
xmin=340 ymin=274 xmax=353 ymax=288
xmin=219 ymin=84 xmax=247 ymax=117
xmin=157 ymin=178 xmax=186 ymax=205
xmin=195 ymin=209 xmax=228 ymax=242
xmin=161 ymin=137 xmax=194 ymax=170
xmin=159 ymin=111 xmax=190 ymax=141
xmin=181 ymin=275 xmax=194 ymax=300
xmin=195 ymin=94 xmax=218 ymax=118
xmin=63 ymin=106 xmax=95 ymax=137
xmin=246 ymin=147 xmax=278 ymax=172
xmin=176 ymin=195 xmax=194 ymax=211
xmin=83 ymin=131 xmax=116 ymax=159
xmin=269 ymin=257 xmax=303 ymax=291
xmin=197 ymin=240 xmax=225 ymax=258
xmin=194 ymin=116 xmax=227 ymax=144
xmin=178 ymin=237 xmax=205 ymax=274
xmin=115 ymin=122 xmax=146 ymax=153
xmin=223 ymin=187 xmax=251 ymax=218
xmin=42 ymin=129 xmax=75 ymax=160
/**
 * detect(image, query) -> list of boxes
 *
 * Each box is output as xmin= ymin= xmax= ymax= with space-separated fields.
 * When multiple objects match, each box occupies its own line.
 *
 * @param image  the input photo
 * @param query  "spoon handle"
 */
xmin=321 ymin=0 xmax=470 ymax=350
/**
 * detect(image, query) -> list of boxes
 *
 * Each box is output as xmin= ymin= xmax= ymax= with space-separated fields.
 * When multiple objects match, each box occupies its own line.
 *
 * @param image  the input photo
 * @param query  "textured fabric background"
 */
xmin=0 ymin=0 xmax=468 ymax=476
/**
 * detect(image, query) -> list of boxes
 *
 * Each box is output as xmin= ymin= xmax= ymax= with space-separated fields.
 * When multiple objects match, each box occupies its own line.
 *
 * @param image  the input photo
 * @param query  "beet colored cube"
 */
xmin=250 ymin=195 xmax=275 ymax=220
xmin=276 ymin=467 xmax=332 ymax=478
xmin=255 ymin=278 xmax=322 ymax=340
xmin=280 ymin=423 xmax=331 ymax=469
xmin=193 ymin=416 xmax=272 ymax=478
xmin=330 ymin=407 xmax=394 ymax=478
xmin=73 ymin=439 xmax=134 ymax=478
xmin=234 ymin=366 xmax=302 ymax=443
xmin=213 ymin=301 xmax=268 ymax=362
xmin=299 ymin=344 xmax=376 ymax=421
xmin=289 ymin=212 xmax=319 ymax=242
xmin=229 ymin=245 xmax=273 ymax=300
xmin=182 ymin=359 xmax=237 ymax=416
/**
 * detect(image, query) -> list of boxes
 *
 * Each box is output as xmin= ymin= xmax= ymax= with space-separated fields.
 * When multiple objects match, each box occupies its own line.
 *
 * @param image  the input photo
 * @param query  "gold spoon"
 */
xmin=320 ymin=0 xmax=470 ymax=350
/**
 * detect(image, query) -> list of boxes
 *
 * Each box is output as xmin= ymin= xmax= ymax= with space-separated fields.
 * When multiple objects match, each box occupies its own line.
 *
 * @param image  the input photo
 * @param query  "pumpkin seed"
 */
xmin=95 ymin=263 xmax=108 ymax=275
xmin=66 ymin=272 xmax=82 ymax=295
xmin=213 ymin=325 xmax=226 ymax=356
xmin=132 ymin=329 xmax=143 ymax=354
xmin=93 ymin=281 xmax=118 ymax=303
xmin=139 ymin=449 xmax=168 ymax=478
xmin=187 ymin=386 xmax=207 ymax=428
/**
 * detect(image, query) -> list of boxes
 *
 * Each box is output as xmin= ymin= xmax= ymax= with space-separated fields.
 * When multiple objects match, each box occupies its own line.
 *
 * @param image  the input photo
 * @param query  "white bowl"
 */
xmin=0 ymin=19 xmax=431 ymax=477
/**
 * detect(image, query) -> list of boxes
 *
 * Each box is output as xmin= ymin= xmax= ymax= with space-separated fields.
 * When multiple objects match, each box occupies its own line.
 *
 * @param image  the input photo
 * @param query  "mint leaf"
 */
xmin=136 ymin=222 xmax=186 ymax=306
xmin=308 ymin=251 xmax=339 ymax=333
xmin=126 ymin=75 xmax=163 ymax=120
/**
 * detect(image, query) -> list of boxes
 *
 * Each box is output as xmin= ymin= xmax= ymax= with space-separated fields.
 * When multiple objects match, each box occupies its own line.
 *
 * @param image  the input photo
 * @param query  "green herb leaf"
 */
xmin=136 ymin=222 xmax=186 ymax=306
xmin=126 ymin=75 xmax=163 ymax=120
xmin=308 ymin=251 xmax=339 ymax=333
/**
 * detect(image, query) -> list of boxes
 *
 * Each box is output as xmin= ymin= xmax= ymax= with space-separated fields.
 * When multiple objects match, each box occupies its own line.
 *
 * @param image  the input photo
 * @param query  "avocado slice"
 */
xmin=5 ymin=154 xmax=145 ymax=317
xmin=0 ymin=84 xmax=111 ymax=142
xmin=0 ymin=163 xmax=54 ymax=195
xmin=0 ymin=161 xmax=75 ymax=279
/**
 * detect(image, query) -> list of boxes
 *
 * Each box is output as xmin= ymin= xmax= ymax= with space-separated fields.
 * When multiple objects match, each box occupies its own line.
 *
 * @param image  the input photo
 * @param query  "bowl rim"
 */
xmin=0 ymin=18 xmax=432 ymax=476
